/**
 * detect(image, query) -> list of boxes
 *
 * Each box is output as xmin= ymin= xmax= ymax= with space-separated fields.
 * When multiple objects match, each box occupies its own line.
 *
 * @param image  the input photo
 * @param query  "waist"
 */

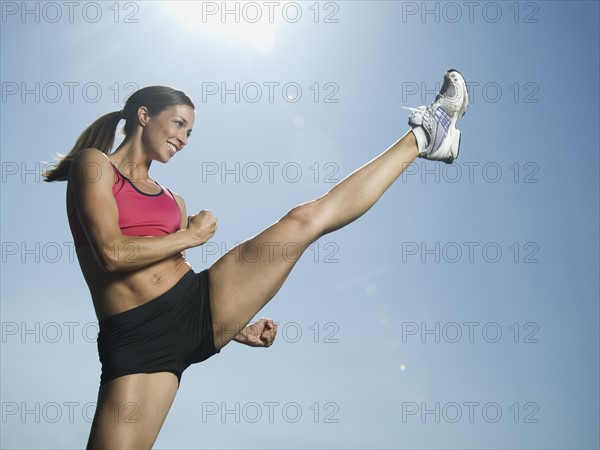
xmin=98 ymin=269 xmax=196 ymax=327
xmin=80 ymin=256 xmax=192 ymax=320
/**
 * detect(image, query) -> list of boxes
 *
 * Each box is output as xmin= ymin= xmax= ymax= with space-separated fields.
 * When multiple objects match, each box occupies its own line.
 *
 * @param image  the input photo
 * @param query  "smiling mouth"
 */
xmin=167 ymin=142 xmax=177 ymax=154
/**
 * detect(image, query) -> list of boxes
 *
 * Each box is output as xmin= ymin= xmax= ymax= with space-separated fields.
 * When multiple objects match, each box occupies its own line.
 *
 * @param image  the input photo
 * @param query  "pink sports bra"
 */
xmin=68 ymin=162 xmax=181 ymax=249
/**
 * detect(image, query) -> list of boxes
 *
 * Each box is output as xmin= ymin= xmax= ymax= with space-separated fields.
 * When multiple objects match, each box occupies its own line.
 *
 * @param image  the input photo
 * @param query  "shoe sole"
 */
xmin=446 ymin=68 xmax=469 ymax=119
xmin=445 ymin=69 xmax=469 ymax=163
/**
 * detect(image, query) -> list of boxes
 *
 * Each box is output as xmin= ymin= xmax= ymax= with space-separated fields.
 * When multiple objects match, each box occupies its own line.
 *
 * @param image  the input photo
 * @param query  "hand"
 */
xmin=234 ymin=318 xmax=278 ymax=348
xmin=186 ymin=210 xmax=218 ymax=246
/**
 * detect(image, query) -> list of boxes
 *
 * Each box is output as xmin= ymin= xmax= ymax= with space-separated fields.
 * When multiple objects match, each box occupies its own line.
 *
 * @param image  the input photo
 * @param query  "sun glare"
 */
xmin=167 ymin=1 xmax=276 ymax=54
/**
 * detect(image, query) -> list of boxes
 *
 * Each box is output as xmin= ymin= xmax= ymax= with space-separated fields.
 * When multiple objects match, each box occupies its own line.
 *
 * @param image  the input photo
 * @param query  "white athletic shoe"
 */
xmin=403 ymin=69 xmax=469 ymax=164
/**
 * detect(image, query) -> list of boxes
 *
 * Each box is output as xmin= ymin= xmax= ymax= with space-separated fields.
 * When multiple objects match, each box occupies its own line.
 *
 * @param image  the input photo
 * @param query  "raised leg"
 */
xmin=208 ymin=131 xmax=418 ymax=350
xmin=86 ymin=372 xmax=179 ymax=450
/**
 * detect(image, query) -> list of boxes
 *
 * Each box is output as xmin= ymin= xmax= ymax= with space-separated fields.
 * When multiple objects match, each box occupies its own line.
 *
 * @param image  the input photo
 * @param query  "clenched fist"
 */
xmin=233 ymin=318 xmax=278 ymax=348
xmin=186 ymin=209 xmax=218 ymax=247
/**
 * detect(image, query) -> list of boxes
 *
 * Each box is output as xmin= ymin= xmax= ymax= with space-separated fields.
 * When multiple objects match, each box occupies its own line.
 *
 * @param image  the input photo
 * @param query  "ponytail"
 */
xmin=43 ymin=110 xmax=123 ymax=182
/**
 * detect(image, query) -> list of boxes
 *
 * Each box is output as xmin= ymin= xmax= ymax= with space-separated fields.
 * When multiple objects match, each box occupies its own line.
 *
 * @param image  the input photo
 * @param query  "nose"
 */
xmin=178 ymin=132 xmax=188 ymax=148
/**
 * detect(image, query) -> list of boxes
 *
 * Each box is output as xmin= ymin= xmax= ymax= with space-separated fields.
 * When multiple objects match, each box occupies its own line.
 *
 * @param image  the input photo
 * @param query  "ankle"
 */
xmin=410 ymin=126 xmax=430 ymax=154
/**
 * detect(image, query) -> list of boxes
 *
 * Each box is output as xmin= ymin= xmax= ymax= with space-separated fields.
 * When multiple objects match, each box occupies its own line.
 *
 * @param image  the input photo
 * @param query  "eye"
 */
xmin=175 ymin=120 xmax=183 ymax=127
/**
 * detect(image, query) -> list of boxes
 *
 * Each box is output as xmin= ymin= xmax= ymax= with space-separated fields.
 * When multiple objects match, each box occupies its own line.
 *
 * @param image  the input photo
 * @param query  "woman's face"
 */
xmin=141 ymin=104 xmax=195 ymax=163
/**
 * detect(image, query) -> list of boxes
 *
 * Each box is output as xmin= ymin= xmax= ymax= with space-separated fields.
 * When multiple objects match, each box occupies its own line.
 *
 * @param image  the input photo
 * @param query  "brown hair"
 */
xmin=43 ymin=85 xmax=195 ymax=182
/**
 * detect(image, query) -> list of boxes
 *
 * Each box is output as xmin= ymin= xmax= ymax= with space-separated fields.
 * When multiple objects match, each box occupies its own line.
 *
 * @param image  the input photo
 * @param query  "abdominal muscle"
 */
xmin=76 ymin=246 xmax=193 ymax=321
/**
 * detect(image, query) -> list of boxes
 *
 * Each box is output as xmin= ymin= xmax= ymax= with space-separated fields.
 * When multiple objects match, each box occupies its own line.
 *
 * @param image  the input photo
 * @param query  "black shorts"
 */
xmin=96 ymin=269 xmax=220 ymax=387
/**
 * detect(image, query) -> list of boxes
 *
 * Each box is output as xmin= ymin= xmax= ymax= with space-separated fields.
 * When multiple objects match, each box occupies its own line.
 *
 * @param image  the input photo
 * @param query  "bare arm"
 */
xmin=70 ymin=149 xmax=217 ymax=272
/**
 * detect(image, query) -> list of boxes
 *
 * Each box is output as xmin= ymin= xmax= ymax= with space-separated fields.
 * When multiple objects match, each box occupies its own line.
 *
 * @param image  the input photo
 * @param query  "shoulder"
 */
xmin=69 ymin=148 xmax=116 ymax=185
xmin=73 ymin=147 xmax=110 ymax=164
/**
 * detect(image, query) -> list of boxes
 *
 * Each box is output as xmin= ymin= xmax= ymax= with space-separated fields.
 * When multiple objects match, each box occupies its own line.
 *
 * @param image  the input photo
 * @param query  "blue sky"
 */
xmin=1 ymin=1 xmax=599 ymax=448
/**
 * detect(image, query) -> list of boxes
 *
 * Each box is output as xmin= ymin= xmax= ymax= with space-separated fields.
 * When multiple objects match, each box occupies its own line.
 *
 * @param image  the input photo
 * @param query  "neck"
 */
xmin=110 ymin=141 xmax=152 ymax=180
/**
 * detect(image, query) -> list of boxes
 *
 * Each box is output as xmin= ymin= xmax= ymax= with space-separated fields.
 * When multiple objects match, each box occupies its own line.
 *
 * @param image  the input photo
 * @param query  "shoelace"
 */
xmin=401 ymin=106 xmax=426 ymax=114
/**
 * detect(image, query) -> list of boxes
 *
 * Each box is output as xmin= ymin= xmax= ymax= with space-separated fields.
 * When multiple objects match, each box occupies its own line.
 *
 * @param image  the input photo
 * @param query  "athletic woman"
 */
xmin=44 ymin=69 xmax=468 ymax=449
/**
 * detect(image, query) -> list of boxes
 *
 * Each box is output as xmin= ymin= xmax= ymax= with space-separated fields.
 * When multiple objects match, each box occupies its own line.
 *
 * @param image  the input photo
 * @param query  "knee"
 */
xmin=283 ymin=200 xmax=325 ymax=240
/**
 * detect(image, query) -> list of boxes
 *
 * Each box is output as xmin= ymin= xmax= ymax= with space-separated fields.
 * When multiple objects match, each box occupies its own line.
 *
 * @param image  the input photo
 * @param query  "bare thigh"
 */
xmin=209 ymin=201 xmax=325 ymax=350
xmin=86 ymin=372 xmax=179 ymax=450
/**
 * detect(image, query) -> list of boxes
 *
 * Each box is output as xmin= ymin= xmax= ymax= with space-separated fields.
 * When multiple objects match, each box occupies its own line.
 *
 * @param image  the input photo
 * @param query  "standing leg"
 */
xmin=86 ymin=373 xmax=179 ymax=450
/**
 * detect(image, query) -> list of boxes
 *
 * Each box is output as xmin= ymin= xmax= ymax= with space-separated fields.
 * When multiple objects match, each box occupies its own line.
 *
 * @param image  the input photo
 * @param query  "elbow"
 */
xmin=99 ymin=259 xmax=119 ymax=273
xmin=98 ymin=241 xmax=128 ymax=273
xmin=98 ymin=251 xmax=119 ymax=273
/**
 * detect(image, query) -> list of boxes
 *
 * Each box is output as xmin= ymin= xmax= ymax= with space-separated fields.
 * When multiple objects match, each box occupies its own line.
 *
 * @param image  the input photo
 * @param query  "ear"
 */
xmin=136 ymin=106 xmax=150 ymax=127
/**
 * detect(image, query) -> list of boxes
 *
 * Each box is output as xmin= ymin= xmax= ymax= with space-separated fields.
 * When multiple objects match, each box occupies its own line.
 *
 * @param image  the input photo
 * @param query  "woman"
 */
xmin=44 ymin=69 xmax=468 ymax=449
